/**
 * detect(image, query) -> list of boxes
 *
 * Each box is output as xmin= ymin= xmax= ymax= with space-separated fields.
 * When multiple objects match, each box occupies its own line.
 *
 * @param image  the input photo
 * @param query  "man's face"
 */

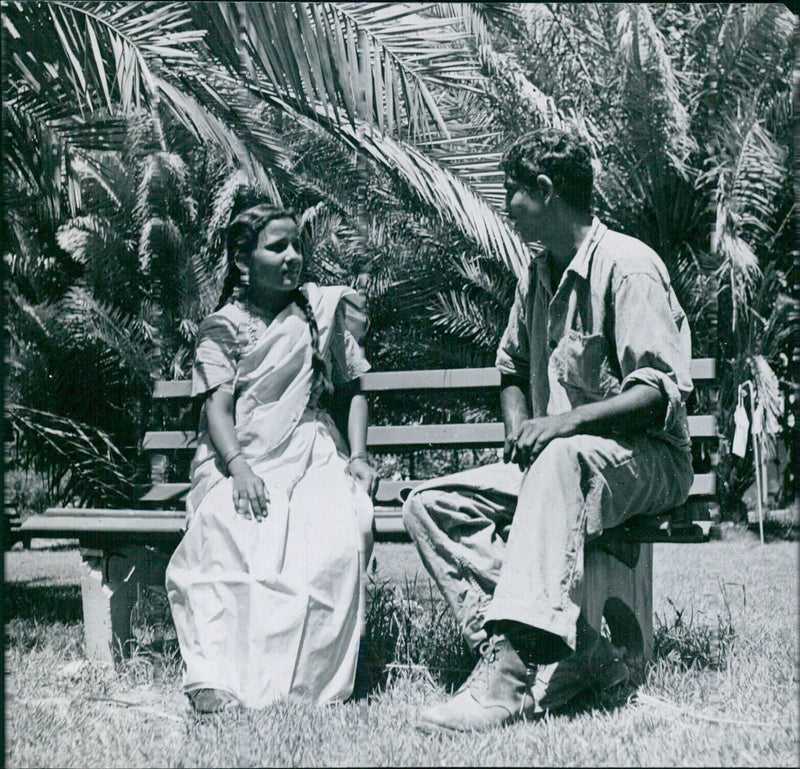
xmin=504 ymin=176 xmax=546 ymax=244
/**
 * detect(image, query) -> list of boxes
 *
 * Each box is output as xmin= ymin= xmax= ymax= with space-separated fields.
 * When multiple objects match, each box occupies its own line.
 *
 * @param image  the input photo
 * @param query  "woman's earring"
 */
xmin=236 ymin=270 xmax=249 ymax=301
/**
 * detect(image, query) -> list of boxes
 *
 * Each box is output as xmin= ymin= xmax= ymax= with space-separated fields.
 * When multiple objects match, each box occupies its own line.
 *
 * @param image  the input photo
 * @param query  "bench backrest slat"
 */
xmin=151 ymin=359 xmax=717 ymax=399
xmin=142 ymin=414 xmax=717 ymax=452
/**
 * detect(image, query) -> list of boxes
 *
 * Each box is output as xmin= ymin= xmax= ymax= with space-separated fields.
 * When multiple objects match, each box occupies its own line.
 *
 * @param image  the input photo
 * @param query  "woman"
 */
xmin=166 ymin=201 xmax=378 ymax=713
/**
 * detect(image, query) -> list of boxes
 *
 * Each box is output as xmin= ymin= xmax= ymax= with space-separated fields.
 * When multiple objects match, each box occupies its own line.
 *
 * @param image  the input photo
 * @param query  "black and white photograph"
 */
xmin=3 ymin=2 xmax=797 ymax=766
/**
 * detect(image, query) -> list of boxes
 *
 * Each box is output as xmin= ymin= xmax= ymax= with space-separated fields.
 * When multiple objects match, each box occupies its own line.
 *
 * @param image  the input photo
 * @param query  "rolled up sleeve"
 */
xmin=614 ymin=272 xmax=693 ymax=436
xmin=495 ymin=279 xmax=530 ymax=380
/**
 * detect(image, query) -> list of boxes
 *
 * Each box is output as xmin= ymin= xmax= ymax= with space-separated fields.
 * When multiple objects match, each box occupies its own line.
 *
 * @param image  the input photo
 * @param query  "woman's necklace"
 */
xmin=246 ymin=302 xmax=258 ymax=347
xmin=242 ymin=296 xmax=287 ymax=347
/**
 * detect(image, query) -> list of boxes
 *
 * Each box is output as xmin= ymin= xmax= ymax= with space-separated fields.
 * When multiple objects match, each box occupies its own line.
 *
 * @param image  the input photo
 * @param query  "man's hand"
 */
xmin=504 ymin=413 xmax=581 ymax=470
xmin=229 ymin=456 xmax=269 ymax=522
xmin=348 ymin=456 xmax=380 ymax=500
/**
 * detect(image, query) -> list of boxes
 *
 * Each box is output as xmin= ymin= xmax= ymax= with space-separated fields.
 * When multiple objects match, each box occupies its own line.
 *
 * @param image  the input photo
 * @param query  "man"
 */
xmin=402 ymin=128 xmax=694 ymax=732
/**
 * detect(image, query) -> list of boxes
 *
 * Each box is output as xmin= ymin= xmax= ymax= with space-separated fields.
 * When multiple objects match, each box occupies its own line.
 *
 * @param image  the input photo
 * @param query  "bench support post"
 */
xmin=583 ymin=542 xmax=653 ymax=664
xmin=79 ymin=546 xmax=171 ymax=663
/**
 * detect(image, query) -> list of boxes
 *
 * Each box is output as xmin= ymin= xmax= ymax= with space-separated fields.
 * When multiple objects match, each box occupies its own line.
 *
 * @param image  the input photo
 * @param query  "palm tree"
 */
xmin=3 ymin=1 xmax=531 ymax=503
xmin=428 ymin=2 xmax=795 ymax=511
xmin=3 ymin=2 xmax=794 ymax=515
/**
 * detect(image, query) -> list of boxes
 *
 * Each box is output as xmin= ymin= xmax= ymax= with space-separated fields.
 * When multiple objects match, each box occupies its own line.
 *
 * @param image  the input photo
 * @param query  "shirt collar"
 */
xmin=565 ymin=217 xmax=605 ymax=279
xmin=531 ymin=216 xmax=605 ymax=281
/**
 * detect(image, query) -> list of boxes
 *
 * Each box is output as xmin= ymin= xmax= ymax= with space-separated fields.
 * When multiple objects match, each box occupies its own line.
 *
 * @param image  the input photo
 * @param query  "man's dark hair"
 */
xmin=501 ymin=128 xmax=593 ymax=213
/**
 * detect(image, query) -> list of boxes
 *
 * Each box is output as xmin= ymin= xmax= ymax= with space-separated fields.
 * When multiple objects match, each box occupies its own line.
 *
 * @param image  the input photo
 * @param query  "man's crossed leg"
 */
xmin=402 ymin=433 xmax=691 ymax=732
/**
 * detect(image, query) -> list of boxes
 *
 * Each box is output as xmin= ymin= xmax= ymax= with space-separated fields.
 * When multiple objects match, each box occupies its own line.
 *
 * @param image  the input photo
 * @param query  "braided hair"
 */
xmin=290 ymin=286 xmax=334 ymax=409
xmin=219 ymin=200 xmax=333 ymax=409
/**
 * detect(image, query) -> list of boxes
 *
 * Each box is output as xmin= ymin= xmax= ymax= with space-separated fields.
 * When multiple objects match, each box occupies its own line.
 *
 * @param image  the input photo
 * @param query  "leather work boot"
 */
xmin=532 ymin=634 xmax=630 ymax=713
xmin=415 ymin=634 xmax=537 ymax=733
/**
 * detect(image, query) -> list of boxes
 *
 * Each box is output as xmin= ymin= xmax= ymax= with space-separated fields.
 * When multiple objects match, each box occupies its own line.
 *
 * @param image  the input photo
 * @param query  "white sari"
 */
xmin=166 ymin=284 xmax=373 ymax=708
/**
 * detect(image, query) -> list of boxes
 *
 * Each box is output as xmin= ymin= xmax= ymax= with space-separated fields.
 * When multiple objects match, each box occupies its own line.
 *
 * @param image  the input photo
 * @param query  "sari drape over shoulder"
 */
xmin=166 ymin=284 xmax=373 ymax=708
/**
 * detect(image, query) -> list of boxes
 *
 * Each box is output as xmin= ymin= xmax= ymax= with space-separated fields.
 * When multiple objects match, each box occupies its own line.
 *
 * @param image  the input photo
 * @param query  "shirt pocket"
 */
xmin=553 ymin=330 xmax=620 ymax=401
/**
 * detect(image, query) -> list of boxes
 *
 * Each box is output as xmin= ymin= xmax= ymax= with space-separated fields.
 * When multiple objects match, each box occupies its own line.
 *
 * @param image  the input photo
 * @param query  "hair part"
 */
xmin=501 ymin=128 xmax=593 ymax=213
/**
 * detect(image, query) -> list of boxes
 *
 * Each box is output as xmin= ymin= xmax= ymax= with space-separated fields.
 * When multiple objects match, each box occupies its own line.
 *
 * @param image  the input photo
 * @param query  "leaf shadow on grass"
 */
xmin=4 ymin=583 xmax=83 ymax=623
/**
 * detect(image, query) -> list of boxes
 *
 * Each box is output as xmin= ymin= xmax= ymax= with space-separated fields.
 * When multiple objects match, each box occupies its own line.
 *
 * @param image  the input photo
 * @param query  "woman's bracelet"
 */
xmin=222 ymin=448 xmax=243 ymax=473
xmin=347 ymin=451 xmax=371 ymax=468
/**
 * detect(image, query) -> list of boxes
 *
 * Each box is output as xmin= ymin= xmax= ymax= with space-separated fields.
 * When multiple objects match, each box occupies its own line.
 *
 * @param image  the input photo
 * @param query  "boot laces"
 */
xmin=464 ymin=635 xmax=502 ymax=691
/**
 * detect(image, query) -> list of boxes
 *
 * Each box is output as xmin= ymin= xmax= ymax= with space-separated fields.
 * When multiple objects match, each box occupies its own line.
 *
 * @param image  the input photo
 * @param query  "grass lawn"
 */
xmin=5 ymin=529 xmax=798 ymax=767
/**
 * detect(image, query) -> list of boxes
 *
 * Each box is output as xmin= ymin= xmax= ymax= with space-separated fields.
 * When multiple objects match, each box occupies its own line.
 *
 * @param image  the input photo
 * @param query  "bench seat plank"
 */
xmin=41 ymin=507 xmax=186 ymax=519
xmin=20 ymin=513 xmax=184 ymax=535
xmin=137 ymin=472 xmax=715 ymax=512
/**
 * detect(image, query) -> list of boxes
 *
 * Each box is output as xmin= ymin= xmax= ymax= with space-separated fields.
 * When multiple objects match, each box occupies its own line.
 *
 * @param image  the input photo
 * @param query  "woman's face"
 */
xmin=241 ymin=217 xmax=303 ymax=294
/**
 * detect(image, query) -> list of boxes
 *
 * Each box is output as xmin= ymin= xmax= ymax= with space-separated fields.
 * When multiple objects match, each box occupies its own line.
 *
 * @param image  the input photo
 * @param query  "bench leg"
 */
xmin=80 ymin=554 xmax=137 ymax=664
xmin=79 ymin=546 xmax=171 ymax=663
xmin=583 ymin=542 xmax=653 ymax=664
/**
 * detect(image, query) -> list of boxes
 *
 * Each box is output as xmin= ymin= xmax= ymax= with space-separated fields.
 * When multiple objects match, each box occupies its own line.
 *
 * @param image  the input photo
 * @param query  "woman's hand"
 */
xmin=347 ymin=456 xmax=380 ymax=500
xmin=228 ymin=456 xmax=270 ymax=522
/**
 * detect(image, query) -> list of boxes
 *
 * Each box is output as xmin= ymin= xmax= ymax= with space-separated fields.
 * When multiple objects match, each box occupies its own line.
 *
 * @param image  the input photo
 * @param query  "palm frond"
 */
xmin=719 ymin=114 xmax=787 ymax=239
xmin=614 ymin=3 xmax=697 ymax=176
xmin=452 ymin=252 xmax=516 ymax=307
xmin=56 ymin=214 xmax=121 ymax=264
xmin=202 ymin=2 xmax=483 ymax=142
xmin=55 ymin=287 xmax=160 ymax=384
xmin=154 ymin=73 xmax=284 ymax=202
xmin=370 ymin=322 xmax=493 ymax=370
xmin=429 ymin=288 xmax=505 ymax=350
xmin=5 ymin=284 xmax=57 ymax=353
xmin=4 ymin=1 xmax=204 ymax=115
xmin=429 ymin=3 xmax=525 ymax=46
xmin=713 ymin=4 xmax=794 ymax=108
xmin=6 ymin=403 xmax=135 ymax=506
xmin=749 ymin=354 xmax=783 ymax=458
xmin=139 ymin=216 xmax=185 ymax=279
xmin=478 ymin=45 xmax=565 ymax=132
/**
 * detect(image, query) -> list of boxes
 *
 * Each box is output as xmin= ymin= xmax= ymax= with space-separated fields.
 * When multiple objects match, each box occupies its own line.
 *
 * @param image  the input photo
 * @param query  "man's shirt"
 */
xmin=495 ymin=218 xmax=693 ymax=450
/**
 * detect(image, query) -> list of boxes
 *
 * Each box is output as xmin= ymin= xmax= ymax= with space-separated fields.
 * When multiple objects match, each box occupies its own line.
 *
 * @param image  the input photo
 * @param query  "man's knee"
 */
xmin=527 ymin=436 xmax=582 ymax=479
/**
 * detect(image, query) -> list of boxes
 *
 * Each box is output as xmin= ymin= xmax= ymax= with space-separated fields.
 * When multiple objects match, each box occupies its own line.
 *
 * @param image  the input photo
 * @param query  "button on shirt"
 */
xmin=495 ymin=218 xmax=693 ymax=450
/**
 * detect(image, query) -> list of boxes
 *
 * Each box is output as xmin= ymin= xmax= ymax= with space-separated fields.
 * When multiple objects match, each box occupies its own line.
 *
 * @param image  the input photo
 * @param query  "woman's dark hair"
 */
xmin=500 ymin=128 xmax=593 ymax=213
xmin=219 ymin=199 xmax=333 ymax=406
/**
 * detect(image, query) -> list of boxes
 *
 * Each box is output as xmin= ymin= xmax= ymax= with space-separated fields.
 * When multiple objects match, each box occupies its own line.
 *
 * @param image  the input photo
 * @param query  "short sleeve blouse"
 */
xmin=190 ymin=304 xmax=243 ymax=398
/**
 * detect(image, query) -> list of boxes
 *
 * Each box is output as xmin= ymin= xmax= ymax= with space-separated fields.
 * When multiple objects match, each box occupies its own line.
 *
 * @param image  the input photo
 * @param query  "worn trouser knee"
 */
xmin=402 ymin=486 xmax=509 ymax=649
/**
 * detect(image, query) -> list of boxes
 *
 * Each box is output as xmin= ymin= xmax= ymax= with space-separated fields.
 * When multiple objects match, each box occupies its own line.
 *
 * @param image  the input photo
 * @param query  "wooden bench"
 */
xmin=4 ymin=491 xmax=31 ymax=550
xmin=20 ymin=359 xmax=717 ymax=665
